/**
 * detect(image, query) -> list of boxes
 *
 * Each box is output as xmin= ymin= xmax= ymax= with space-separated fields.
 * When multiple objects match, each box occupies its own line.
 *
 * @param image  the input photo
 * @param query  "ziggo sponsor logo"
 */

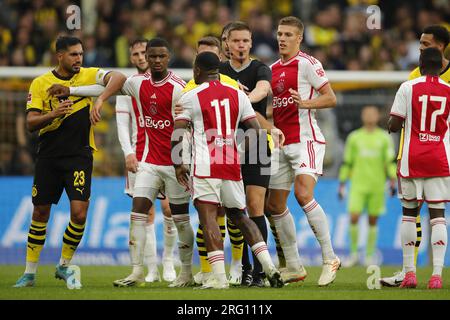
xmin=273 ymin=96 xmax=294 ymax=108
xmin=138 ymin=116 xmax=171 ymax=129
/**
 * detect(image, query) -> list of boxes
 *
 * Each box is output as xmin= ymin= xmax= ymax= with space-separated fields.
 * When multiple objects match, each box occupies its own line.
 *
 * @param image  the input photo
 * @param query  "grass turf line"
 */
xmin=1 ymin=265 xmax=449 ymax=300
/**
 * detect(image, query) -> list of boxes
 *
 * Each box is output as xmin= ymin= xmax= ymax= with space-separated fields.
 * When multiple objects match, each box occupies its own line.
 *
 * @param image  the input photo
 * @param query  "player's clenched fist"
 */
xmin=174 ymin=103 xmax=183 ymax=116
xmin=53 ymin=99 xmax=73 ymax=117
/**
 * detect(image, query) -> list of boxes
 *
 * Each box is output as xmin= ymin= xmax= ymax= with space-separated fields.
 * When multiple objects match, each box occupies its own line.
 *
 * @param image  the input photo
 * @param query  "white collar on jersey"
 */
xmin=229 ymin=59 xmax=253 ymax=73
xmin=147 ymin=71 xmax=172 ymax=86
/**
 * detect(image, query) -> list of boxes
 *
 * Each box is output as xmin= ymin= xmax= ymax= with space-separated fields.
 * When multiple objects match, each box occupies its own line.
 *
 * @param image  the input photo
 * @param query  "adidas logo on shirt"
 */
xmin=280 ymin=72 xmax=285 ymax=77
xmin=151 ymin=93 xmax=157 ymax=99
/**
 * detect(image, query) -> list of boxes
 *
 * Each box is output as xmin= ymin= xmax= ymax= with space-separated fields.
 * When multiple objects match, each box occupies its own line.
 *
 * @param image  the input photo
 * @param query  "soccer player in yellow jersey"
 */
xmin=184 ymin=36 xmax=239 ymax=92
xmin=14 ymin=36 xmax=126 ymax=289
xmin=380 ymin=25 xmax=449 ymax=287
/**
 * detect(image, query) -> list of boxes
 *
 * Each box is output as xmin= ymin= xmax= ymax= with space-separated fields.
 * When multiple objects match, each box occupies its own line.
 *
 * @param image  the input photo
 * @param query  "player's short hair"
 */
xmin=146 ymin=37 xmax=170 ymax=51
xmin=221 ymin=22 xmax=234 ymax=40
xmin=197 ymin=36 xmax=221 ymax=49
xmin=129 ymin=38 xmax=148 ymax=50
xmin=227 ymin=21 xmax=251 ymax=37
xmin=423 ymin=25 xmax=450 ymax=49
xmin=55 ymin=36 xmax=82 ymax=52
xmin=420 ymin=47 xmax=443 ymax=73
xmin=195 ymin=51 xmax=220 ymax=71
xmin=278 ymin=16 xmax=304 ymax=34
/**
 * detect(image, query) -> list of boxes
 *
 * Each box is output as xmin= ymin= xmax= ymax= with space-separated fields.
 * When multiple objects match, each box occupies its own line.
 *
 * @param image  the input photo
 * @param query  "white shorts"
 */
xmin=192 ymin=177 xmax=246 ymax=210
xmin=125 ymin=171 xmax=136 ymax=196
xmin=125 ymin=169 xmax=166 ymax=199
xmin=398 ymin=176 xmax=450 ymax=203
xmin=269 ymin=141 xmax=325 ymax=190
xmin=133 ymin=162 xmax=189 ymax=204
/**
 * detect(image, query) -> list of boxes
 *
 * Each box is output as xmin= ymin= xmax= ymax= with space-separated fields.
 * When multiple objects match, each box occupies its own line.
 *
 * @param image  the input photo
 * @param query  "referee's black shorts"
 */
xmin=241 ymin=139 xmax=271 ymax=189
xmin=32 ymin=154 xmax=93 ymax=205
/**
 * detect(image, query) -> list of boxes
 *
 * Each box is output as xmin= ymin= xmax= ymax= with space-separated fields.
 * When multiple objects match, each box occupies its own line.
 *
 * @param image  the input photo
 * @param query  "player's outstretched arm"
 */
xmin=289 ymin=83 xmax=337 ymax=109
xmin=90 ymin=71 xmax=127 ymax=125
xmin=248 ymin=80 xmax=272 ymax=104
xmin=253 ymin=112 xmax=285 ymax=148
xmin=47 ymin=84 xmax=105 ymax=98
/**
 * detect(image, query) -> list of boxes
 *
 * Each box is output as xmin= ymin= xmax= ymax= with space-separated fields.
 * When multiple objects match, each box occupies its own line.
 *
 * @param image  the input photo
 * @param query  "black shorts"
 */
xmin=241 ymin=137 xmax=271 ymax=188
xmin=32 ymin=155 xmax=93 ymax=205
xmin=241 ymin=162 xmax=271 ymax=188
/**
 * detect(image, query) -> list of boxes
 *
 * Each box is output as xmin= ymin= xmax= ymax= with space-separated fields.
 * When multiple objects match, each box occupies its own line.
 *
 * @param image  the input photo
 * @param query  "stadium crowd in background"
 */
xmin=0 ymin=0 xmax=449 ymax=176
xmin=1 ymin=0 xmax=449 ymax=70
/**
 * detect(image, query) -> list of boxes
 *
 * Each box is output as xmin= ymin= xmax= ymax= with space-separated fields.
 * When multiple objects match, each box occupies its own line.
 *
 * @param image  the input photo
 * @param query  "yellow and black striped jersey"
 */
xmin=397 ymin=62 xmax=450 ymax=160
xmin=26 ymin=67 xmax=108 ymax=158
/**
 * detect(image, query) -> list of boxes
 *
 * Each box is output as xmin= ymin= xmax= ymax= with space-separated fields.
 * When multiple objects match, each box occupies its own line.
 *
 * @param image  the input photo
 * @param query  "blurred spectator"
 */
xmin=0 ymin=0 xmax=447 ymax=70
xmin=304 ymin=5 xmax=340 ymax=47
xmin=83 ymin=35 xmax=111 ymax=67
xmin=174 ymin=7 xmax=208 ymax=48
xmin=251 ymin=14 xmax=278 ymax=59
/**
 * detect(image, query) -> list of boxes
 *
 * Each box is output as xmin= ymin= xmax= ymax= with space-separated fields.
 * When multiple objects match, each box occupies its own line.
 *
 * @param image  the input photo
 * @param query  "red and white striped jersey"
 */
xmin=121 ymin=71 xmax=185 ymax=165
xmin=391 ymin=75 xmax=450 ymax=178
xmin=175 ymin=80 xmax=256 ymax=180
xmin=271 ymin=51 xmax=329 ymax=145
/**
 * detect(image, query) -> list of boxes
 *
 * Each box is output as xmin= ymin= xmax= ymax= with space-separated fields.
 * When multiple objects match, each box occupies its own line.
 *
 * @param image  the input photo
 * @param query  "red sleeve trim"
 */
xmin=316 ymin=81 xmax=329 ymax=92
xmin=175 ymin=117 xmax=191 ymax=122
xmin=242 ymin=114 xmax=257 ymax=122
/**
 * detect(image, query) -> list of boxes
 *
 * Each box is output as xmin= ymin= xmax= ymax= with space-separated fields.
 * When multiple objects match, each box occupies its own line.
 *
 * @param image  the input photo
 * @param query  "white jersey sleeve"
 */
xmin=305 ymin=59 xmax=329 ymax=91
xmin=175 ymin=92 xmax=194 ymax=122
xmin=115 ymin=95 xmax=135 ymax=157
xmin=121 ymin=76 xmax=139 ymax=98
xmin=390 ymin=82 xmax=409 ymax=119
xmin=238 ymin=90 xmax=257 ymax=122
xmin=171 ymin=79 xmax=186 ymax=118
xmin=70 ymin=84 xmax=105 ymax=97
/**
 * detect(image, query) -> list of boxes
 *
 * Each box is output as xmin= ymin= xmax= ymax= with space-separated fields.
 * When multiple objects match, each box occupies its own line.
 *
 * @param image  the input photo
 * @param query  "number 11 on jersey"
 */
xmin=211 ymin=98 xmax=231 ymax=136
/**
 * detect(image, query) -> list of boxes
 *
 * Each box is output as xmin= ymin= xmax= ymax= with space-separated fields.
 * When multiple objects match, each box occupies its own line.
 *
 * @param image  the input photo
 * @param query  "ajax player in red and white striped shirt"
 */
xmin=114 ymin=39 xmax=177 ymax=284
xmin=389 ymin=47 xmax=450 ymax=289
xmin=267 ymin=16 xmax=340 ymax=286
xmin=172 ymin=52 xmax=283 ymax=289
xmin=88 ymin=38 xmax=195 ymax=288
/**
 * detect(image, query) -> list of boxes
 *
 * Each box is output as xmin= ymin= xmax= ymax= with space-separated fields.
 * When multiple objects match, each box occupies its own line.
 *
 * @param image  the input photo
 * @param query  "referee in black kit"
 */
xmin=220 ymin=21 xmax=286 ymax=287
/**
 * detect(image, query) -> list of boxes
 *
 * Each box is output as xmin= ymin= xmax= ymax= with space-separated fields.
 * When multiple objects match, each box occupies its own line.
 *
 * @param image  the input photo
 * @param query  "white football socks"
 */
xmin=207 ymin=250 xmax=227 ymax=283
xmin=173 ymin=214 xmax=194 ymax=274
xmin=251 ymin=242 xmax=275 ymax=274
xmin=163 ymin=216 xmax=177 ymax=263
xmin=130 ymin=212 xmax=148 ymax=276
xmin=272 ymin=208 xmax=302 ymax=271
xmin=401 ymin=216 xmax=417 ymax=273
xmin=302 ymin=199 xmax=336 ymax=261
xmin=144 ymin=223 xmax=158 ymax=270
xmin=430 ymin=217 xmax=447 ymax=276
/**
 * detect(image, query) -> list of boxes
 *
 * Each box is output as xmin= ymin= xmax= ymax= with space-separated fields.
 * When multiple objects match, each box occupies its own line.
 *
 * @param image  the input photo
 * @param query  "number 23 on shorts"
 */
xmin=73 ymin=170 xmax=85 ymax=187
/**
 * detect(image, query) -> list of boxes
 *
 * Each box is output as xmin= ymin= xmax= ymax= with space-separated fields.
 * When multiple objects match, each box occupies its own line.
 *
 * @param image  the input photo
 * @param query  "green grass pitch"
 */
xmin=1 ymin=265 xmax=449 ymax=300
